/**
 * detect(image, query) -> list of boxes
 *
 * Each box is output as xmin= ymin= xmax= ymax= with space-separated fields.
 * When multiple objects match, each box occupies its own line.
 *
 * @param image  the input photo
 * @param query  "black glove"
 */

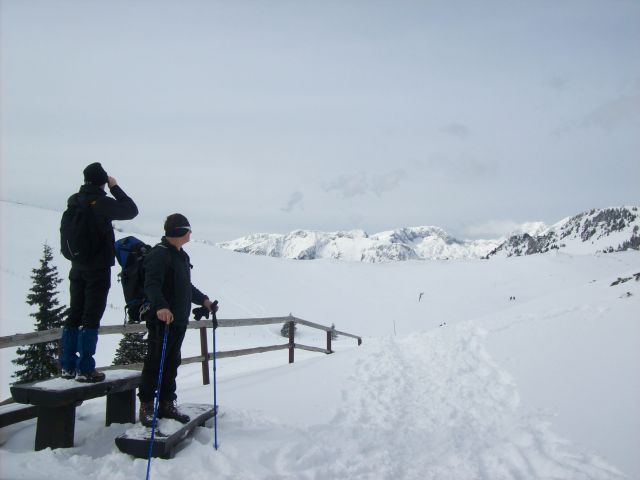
xmin=192 ymin=306 xmax=209 ymax=321
xmin=193 ymin=300 xmax=219 ymax=329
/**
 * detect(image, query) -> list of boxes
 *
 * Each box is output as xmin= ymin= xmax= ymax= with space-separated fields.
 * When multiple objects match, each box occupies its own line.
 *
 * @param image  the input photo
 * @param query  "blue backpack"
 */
xmin=115 ymin=236 xmax=152 ymax=323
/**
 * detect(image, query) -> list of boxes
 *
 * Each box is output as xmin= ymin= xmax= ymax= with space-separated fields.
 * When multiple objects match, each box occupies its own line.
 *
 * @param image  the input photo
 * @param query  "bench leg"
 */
xmin=35 ymin=404 xmax=76 ymax=451
xmin=106 ymin=389 xmax=136 ymax=426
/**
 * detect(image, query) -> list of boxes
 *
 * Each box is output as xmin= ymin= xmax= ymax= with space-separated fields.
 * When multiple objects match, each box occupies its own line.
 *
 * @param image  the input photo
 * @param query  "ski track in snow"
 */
xmin=253 ymin=325 xmax=624 ymax=480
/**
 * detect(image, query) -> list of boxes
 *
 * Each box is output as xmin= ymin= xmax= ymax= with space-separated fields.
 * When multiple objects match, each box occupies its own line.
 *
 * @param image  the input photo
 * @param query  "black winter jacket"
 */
xmin=143 ymin=238 xmax=208 ymax=327
xmin=67 ymin=184 xmax=138 ymax=270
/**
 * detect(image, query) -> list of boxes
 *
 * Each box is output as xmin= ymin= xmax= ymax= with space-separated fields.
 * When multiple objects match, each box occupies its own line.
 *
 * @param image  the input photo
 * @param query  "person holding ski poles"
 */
xmin=138 ymin=213 xmax=218 ymax=427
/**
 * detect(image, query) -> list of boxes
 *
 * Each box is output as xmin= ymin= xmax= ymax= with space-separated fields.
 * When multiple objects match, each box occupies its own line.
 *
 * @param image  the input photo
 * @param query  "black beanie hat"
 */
xmin=83 ymin=162 xmax=108 ymax=186
xmin=164 ymin=213 xmax=191 ymax=237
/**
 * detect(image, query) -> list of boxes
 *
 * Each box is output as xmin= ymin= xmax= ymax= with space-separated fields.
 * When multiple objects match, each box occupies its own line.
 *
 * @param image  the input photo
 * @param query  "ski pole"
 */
xmin=212 ymin=300 xmax=219 ymax=450
xmin=146 ymin=323 xmax=170 ymax=480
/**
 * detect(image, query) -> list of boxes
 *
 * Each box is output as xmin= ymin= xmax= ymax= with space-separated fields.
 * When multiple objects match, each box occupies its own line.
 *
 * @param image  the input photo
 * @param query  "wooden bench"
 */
xmin=10 ymin=370 xmax=140 ymax=451
xmin=115 ymin=403 xmax=216 ymax=459
xmin=0 ymin=402 xmax=38 ymax=428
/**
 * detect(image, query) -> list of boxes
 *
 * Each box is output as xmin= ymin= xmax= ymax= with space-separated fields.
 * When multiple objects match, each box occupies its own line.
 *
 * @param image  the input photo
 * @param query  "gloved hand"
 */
xmin=192 ymin=306 xmax=210 ymax=321
xmin=193 ymin=300 xmax=219 ymax=329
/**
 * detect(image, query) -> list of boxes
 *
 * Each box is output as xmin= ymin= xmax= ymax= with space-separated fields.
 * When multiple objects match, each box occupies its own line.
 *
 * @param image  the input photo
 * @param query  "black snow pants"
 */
xmin=66 ymin=267 xmax=111 ymax=329
xmin=138 ymin=321 xmax=187 ymax=403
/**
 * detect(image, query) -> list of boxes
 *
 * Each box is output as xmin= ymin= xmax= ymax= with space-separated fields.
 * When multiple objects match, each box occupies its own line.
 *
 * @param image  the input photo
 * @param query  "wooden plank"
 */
xmin=1 ymin=316 xmax=362 ymax=350
xmin=293 ymin=317 xmax=362 ymax=343
xmin=0 ymin=318 xmax=284 ymax=349
xmin=0 ymin=404 xmax=38 ymax=428
xmin=0 ymin=329 xmax=63 ymax=349
xmin=99 ymin=324 xmax=146 ymax=335
xmin=332 ymin=331 xmax=362 ymax=342
xmin=295 ymin=344 xmax=330 ymax=355
xmin=181 ymin=355 xmax=207 ymax=365
xmin=178 ymin=344 xmax=290 ymax=366
xmin=292 ymin=317 xmax=332 ymax=332
xmin=288 ymin=321 xmax=295 ymax=364
xmin=188 ymin=317 xmax=292 ymax=329
xmin=35 ymin=404 xmax=75 ymax=450
xmin=102 ymin=344 xmax=290 ymax=371
xmin=115 ymin=404 xmax=216 ymax=459
xmin=11 ymin=370 xmax=140 ymax=408
xmin=104 ymin=317 xmax=294 ymax=333
xmin=216 ymin=344 xmax=289 ymax=359
xmin=101 ymin=363 xmax=143 ymax=372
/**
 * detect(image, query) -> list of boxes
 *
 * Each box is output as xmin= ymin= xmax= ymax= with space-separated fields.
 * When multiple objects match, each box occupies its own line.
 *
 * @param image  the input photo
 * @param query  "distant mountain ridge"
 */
xmin=217 ymin=226 xmax=503 ymax=262
xmin=218 ymin=206 xmax=640 ymax=262
xmin=487 ymin=206 xmax=639 ymax=258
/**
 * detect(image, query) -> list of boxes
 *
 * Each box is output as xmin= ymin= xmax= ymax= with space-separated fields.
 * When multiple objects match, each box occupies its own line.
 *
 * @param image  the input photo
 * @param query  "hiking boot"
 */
xmin=139 ymin=401 xmax=155 ymax=427
xmin=159 ymin=400 xmax=190 ymax=424
xmin=60 ymin=369 xmax=76 ymax=379
xmin=75 ymin=370 xmax=106 ymax=383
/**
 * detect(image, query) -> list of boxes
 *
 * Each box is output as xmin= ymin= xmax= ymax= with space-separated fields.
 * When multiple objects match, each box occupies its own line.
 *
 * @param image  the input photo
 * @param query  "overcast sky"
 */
xmin=1 ymin=0 xmax=639 ymax=242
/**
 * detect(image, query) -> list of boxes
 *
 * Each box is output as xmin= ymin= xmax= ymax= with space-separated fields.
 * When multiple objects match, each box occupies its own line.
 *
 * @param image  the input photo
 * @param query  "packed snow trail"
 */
xmin=0 ymin=325 xmax=626 ymax=480
xmin=255 ymin=325 xmax=624 ymax=480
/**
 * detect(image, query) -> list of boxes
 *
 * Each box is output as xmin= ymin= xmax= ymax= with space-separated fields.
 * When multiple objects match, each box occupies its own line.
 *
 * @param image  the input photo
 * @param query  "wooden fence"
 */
xmin=0 ymin=315 xmax=362 ymax=388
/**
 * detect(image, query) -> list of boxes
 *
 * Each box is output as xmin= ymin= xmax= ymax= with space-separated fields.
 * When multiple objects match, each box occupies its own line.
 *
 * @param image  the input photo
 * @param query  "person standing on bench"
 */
xmin=60 ymin=163 xmax=139 ymax=382
xmin=138 ymin=213 xmax=218 ymax=426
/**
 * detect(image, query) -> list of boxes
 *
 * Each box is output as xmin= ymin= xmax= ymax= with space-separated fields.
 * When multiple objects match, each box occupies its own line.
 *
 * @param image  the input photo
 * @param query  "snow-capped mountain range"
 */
xmin=488 ymin=206 xmax=639 ymax=258
xmin=217 ymin=207 xmax=640 ymax=262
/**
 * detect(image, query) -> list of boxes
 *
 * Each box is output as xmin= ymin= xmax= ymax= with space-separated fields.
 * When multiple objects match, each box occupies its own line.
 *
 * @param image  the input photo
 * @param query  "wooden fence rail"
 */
xmin=1 ymin=315 xmax=362 ymax=389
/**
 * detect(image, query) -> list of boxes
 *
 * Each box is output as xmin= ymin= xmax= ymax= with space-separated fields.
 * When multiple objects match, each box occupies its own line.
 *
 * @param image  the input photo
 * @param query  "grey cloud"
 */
xmin=547 ymin=76 xmax=568 ymax=91
xmin=282 ymin=191 xmax=304 ymax=212
xmin=578 ymin=93 xmax=640 ymax=131
xmin=554 ymin=90 xmax=640 ymax=136
xmin=371 ymin=169 xmax=408 ymax=196
xmin=322 ymin=172 xmax=369 ymax=198
xmin=440 ymin=123 xmax=470 ymax=138
xmin=323 ymin=170 xmax=408 ymax=198
xmin=423 ymin=154 xmax=496 ymax=179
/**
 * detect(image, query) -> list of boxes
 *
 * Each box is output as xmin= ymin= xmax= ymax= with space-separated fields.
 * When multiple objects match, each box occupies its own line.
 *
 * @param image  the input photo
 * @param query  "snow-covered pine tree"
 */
xmin=112 ymin=329 xmax=146 ymax=366
xmin=12 ymin=244 xmax=67 ymax=384
xmin=280 ymin=321 xmax=296 ymax=338
xmin=330 ymin=323 xmax=338 ymax=340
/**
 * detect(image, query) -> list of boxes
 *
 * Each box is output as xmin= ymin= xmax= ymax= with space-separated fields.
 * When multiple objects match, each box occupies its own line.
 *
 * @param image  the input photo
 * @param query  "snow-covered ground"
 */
xmin=1 ymin=200 xmax=639 ymax=479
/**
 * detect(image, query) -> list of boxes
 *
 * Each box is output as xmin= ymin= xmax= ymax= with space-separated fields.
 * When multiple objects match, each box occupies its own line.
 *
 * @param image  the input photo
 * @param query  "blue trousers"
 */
xmin=60 ymin=267 xmax=110 ymax=373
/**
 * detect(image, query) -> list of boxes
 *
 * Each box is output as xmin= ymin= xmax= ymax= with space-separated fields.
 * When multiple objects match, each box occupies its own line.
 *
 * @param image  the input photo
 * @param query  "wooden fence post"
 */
xmin=199 ymin=327 xmax=210 ymax=385
xmin=326 ymin=331 xmax=332 ymax=353
xmin=288 ymin=321 xmax=295 ymax=364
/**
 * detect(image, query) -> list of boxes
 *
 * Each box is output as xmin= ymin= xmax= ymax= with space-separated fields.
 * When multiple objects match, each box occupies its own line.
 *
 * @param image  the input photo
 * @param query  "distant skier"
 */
xmin=418 ymin=292 xmax=424 ymax=302
xmin=60 ymin=163 xmax=138 ymax=382
xmin=138 ymin=214 xmax=218 ymax=427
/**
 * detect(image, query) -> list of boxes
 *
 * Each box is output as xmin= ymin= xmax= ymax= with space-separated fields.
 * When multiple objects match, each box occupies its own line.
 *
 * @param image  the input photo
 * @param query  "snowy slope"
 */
xmin=1 ymin=200 xmax=639 ymax=479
